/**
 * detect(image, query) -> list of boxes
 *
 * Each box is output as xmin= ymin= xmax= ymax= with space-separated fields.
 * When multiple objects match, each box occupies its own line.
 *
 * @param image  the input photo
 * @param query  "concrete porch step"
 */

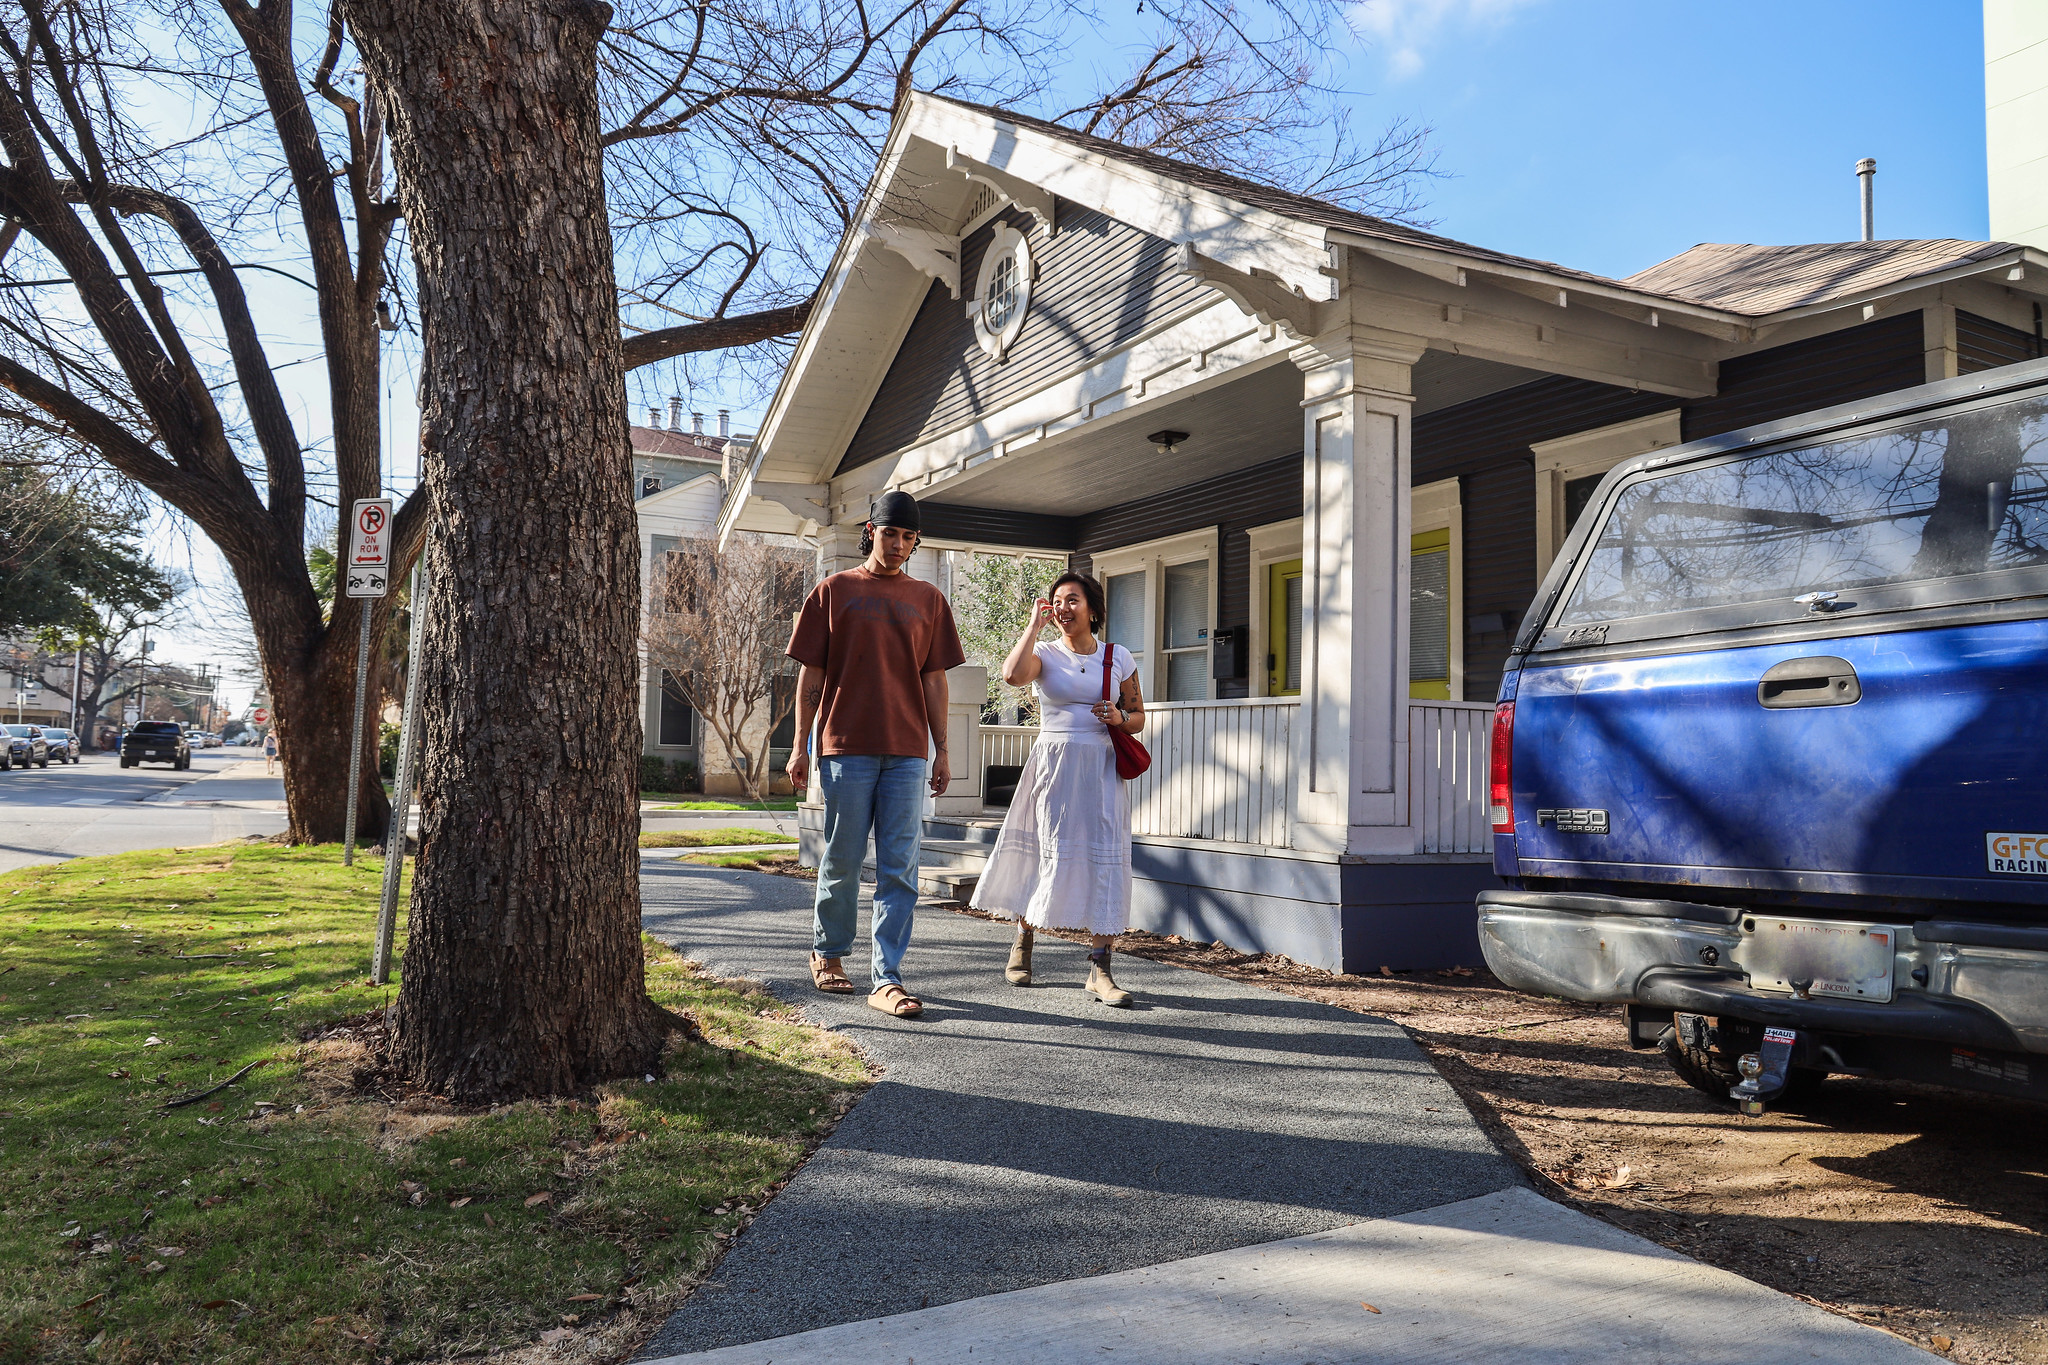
xmin=859 ymin=837 xmax=990 ymax=900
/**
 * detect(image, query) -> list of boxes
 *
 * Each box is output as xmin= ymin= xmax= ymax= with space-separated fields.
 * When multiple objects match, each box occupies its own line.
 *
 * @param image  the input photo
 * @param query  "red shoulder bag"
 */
xmin=1101 ymin=644 xmax=1151 ymax=780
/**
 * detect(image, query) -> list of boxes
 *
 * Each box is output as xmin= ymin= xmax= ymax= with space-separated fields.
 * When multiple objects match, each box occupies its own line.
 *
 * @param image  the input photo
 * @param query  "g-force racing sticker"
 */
xmin=1987 ymin=832 xmax=2048 ymax=876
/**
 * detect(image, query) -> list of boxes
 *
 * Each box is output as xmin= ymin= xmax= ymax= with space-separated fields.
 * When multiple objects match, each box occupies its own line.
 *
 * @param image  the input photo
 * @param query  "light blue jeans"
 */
xmin=814 ymin=754 xmax=926 ymax=988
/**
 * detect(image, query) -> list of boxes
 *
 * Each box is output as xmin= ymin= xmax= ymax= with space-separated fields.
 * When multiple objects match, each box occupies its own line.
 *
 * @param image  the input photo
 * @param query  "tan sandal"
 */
xmin=867 ymin=983 xmax=924 ymax=1018
xmin=810 ymin=953 xmax=855 ymax=994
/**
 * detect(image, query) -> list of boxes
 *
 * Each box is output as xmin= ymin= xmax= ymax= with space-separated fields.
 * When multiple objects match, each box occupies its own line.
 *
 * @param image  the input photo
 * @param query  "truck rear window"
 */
xmin=1552 ymin=395 xmax=2048 ymax=631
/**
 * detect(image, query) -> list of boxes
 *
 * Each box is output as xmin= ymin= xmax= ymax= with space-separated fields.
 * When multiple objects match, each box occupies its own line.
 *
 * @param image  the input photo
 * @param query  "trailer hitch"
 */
xmin=1730 ymin=1026 xmax=1798 ymax=1115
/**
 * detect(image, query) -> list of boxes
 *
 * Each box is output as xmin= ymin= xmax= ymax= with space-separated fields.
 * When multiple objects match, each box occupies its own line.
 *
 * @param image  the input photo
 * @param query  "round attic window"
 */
xmin=971 ymin=222 xmax=1032 ymax=362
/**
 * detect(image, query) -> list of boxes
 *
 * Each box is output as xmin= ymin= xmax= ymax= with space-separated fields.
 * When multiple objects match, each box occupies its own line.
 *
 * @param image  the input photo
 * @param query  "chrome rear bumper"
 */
xmin=1478 ymin=889 xmax=2048 ymax=1054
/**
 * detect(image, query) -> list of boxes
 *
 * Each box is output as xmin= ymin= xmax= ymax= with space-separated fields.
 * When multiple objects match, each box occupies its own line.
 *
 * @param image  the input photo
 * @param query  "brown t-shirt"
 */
xmin=786 ymin=568 xmax=967 ymax=758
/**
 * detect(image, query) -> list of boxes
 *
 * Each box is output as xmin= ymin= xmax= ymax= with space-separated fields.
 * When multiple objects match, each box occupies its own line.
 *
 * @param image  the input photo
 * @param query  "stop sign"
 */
xmin=252 ymin=707 xmax=270 ymax=725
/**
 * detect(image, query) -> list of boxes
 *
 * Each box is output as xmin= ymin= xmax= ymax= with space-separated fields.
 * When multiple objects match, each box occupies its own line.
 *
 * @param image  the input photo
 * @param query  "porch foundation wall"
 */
xmin=797 ymin=805 xmax=1495 ymax=974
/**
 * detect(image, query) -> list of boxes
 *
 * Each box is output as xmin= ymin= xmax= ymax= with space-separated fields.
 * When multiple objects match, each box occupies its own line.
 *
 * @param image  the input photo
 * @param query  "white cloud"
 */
xmin=1352 ymin=0 xmax=1548 ymax=79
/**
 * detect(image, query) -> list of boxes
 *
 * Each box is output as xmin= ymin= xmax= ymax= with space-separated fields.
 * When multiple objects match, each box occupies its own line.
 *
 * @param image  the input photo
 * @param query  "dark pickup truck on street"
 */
xmin=120 ymin=721 xmax=191 ymax=771
xmin=1482 ymin=358 xmax=2048 ymax=1115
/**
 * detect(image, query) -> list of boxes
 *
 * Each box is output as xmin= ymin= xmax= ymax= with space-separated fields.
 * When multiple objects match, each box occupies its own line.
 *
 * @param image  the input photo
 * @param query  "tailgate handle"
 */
xmin=1758 ymin=656 xmax=1860 ymax=708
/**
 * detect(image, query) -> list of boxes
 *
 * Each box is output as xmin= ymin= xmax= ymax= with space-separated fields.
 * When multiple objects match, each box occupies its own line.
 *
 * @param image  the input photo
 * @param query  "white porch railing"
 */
xmin=975 ymin=697 xmax=1490 ymax=854
xmin=1131 ymin=697 xmax=1297 ymax=845
xmin=980 ymin=725 xmax=1039 ymax=770
xmin=1408 ymin=700 xmax=1494 ymax=854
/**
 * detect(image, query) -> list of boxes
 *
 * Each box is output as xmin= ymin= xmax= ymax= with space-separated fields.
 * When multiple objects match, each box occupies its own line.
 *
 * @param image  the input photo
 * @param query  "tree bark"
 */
xmin=344 ymin=0 xmax=663 ymax=1099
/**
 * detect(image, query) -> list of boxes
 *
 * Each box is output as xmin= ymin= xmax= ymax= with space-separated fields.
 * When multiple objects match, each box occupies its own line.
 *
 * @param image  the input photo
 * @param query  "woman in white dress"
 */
xmin=969 ymin=572 xmax=1146 ymax=1006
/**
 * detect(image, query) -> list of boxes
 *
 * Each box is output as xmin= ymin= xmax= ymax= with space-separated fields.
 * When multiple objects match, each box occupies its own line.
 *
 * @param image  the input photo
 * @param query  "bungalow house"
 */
xmin=718 ymin=91 xmax=2048 ymax=971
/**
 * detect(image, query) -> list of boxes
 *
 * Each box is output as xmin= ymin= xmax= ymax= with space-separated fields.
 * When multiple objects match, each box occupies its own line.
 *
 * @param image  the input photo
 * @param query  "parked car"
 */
xmin=202 ymin=732 xmax=223 ymax=748
xmin=2 ymin=724 xmax=48 ymax=769
xmin=1480 ymin=359 xmax=2048 ymax=1115
xmin=120 ymin=721 xmax=191 ymax=770
xmin=40 ymin=728 xmax=81 ymax=764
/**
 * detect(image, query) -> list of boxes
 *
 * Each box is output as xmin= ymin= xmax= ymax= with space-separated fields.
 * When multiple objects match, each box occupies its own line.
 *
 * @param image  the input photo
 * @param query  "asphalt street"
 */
xmin=0 ymin=746 xmax=286 ymax=872
xmin=636 ymin=862 xmax=1520 ymax=1358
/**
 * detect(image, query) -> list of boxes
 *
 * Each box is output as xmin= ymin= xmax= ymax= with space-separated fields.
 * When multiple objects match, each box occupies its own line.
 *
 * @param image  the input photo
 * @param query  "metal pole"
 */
xmin=341 ymin=603 xmax=375 ymax=866
xmin=373 ymin=544 xmax=429 ymax=984
xmin=69 ymin=649 xmax=81 ymax=734
xmin=1856 ymin=158 xmax=1876 ymax=243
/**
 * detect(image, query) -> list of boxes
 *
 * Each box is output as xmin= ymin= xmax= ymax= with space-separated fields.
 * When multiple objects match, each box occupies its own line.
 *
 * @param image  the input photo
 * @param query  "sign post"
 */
xmin=374 ymin=540 xmax=430 ymax=985
xmin=342 ymin=498 xmax=393 ymax=866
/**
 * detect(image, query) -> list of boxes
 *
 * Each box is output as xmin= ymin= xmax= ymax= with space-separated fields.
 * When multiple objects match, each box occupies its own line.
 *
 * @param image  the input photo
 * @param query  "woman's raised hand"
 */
xmin=1032 ymin=597 xmax=1056 ymax=631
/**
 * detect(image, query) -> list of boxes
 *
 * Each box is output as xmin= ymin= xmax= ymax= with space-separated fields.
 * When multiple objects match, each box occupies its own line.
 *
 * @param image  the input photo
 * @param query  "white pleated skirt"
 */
xmin=970 ymin=731 xmax=1132 ymax=935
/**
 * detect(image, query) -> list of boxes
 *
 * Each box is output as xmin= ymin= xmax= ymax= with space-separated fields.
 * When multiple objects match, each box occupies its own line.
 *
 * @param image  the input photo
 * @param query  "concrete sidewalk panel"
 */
xmin=643 ymin=1185 xmax=1932 ymax=1365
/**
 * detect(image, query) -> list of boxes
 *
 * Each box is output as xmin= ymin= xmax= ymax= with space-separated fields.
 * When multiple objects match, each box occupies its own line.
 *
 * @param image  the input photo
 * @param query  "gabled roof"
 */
xmin=1623 ymin=240 xmax=2026 ymax=316
xmin=945 ymin=98 xmax=1632 ymax=294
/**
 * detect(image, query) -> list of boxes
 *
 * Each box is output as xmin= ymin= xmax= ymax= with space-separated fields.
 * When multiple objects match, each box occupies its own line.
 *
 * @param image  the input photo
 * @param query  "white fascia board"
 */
xmin=1750 ymin=247 xmax=2048 ymax=329
xmin=1333 ymin=227 xmax=1752 ymax=342
xmin=909 ymin=96 xmax=1333 ymax=299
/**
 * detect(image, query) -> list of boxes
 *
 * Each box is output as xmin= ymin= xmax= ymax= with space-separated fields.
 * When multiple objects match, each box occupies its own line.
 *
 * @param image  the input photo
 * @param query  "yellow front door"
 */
xmin=1267 ymin=558 xmax=1302 ymax=696
xmin=1410 ymin=528 xmax=1451 ymax=699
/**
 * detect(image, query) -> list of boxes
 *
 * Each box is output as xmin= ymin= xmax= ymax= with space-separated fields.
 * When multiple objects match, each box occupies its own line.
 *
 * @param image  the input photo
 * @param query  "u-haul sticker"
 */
xmin=1987 ymin=832 xmax=2048 ymax=876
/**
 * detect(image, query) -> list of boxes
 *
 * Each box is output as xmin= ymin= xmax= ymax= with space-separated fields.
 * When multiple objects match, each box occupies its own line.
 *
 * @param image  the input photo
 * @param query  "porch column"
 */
xmin=815 ymin=520 xmax=866 ymax=579
xmin=1290 ymin=325 xmax=1426 ymax=856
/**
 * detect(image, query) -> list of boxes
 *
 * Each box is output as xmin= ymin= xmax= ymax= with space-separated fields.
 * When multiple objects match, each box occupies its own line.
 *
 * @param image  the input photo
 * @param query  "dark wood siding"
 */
xmin=1067 ymin=453 xmax=1303 ymax=699
xmin=1958 ymin=308 xmax=2043 ymax=373
xmin=1680 ymin=311 xmax=1924 ymax=442
xmin=1414 ymin=379 xmax=1672 ymax=702
xmin=1419 ymin=312 xmax=1931 ymax=703
xmin=839 ymin=201 xmax=1211 ymax=474
xmin=920 ymin=502 xmax=1079 ymax=550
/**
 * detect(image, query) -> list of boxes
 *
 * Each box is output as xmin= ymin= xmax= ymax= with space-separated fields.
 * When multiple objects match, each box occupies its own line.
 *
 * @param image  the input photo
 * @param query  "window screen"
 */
xmin=1106 ymin=571 xmax=1144 ymax=649
xmin=1283 ymin=573 xmax=1302 ymax=693
xmin=1164 ymin=561 xmax=1208 ymax=649
xmin=1410 ymin=548 xmax=1450 ymax=682
xmin=1555 ymin=396 xmax=2048 ymax=629
xmin=1563 ymin=473 xmax=1604 ymax=536
xmin=657 ymin=671 xmax=694 ymax=747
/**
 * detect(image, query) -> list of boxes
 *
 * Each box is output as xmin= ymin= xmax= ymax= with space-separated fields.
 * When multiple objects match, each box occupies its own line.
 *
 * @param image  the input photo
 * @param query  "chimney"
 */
xmin=1856 ymin=158 xmax=1876 ymax=242
xmin=718 ymin=409 xmax=731 ymax=439
xmin=668 ymin=396 xmax=685 ymax=430
xmin=691 ymin=411 xmax=704 ymax=437
xmin=646 ymin=406 xmax=661 ymax=428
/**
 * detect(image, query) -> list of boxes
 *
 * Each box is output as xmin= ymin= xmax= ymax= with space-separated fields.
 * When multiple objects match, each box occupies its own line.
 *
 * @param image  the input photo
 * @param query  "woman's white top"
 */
xmin=1032 ymin=639 xmax=1135 ymax=736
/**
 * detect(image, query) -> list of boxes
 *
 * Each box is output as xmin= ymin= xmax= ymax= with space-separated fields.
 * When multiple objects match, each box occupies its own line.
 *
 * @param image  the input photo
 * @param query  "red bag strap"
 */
xmin=1101 ymin=642 xmax=1114 ymax=701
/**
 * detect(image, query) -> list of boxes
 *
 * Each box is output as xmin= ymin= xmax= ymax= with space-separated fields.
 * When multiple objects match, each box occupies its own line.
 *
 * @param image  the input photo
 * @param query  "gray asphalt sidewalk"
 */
xmin=635 ymin=860 xmax=1519 ymax=1358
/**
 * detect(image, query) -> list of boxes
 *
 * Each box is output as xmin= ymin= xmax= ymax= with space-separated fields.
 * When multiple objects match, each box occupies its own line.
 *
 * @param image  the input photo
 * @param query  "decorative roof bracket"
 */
xmin=1173 ymin=242 xmax=1321 ymax=341
xmin=865 ymin=220 xmax=962 ymax=298
xmin=946 ymin=146 xmax=1057 ymax=237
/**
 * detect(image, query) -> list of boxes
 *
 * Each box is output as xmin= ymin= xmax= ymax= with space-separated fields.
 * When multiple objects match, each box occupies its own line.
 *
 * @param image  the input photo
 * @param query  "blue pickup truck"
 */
xmin=1480 ymin=359 xmax=2048 ymax=1113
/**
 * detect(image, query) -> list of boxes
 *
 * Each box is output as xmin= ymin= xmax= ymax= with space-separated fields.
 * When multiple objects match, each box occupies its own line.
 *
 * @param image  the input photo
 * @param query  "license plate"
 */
xmin=1738 ymin=915 xmax=1896 ymax=1002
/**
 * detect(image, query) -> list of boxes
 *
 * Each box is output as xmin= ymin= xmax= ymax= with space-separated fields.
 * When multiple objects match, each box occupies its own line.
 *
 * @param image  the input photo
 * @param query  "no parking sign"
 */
xmin=346 ymin=498 xmax=393 ymax=598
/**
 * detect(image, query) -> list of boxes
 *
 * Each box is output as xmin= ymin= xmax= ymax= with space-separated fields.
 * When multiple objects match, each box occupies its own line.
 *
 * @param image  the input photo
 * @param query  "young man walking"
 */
xmin=786 ymin=491 xmax=964 ymax=1018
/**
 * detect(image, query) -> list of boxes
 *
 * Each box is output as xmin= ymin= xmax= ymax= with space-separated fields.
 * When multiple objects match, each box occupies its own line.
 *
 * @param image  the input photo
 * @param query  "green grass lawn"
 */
xmin=638 ymin=828 xmax=799 ymax=849
xmin=0 ymin=844 xmax=866 ymax=1364
xmin=639 ymin=794 xmax=803 ymax=811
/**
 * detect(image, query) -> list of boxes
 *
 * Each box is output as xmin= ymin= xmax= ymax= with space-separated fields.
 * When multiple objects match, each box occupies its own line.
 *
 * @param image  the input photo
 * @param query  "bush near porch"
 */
xmin=0 ymin=845 xmax=866 ymax=1364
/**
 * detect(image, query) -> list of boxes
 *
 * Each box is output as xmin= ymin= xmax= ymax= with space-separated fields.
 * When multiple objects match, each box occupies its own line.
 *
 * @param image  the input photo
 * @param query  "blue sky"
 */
xmin=1337 ymin=0 xmax=1988 ymax=277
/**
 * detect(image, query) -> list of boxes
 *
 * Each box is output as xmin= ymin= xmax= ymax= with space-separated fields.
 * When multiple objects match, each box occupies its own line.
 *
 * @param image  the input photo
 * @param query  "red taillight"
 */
xmin=1489 ymin=701 xmax=1515 ymax=834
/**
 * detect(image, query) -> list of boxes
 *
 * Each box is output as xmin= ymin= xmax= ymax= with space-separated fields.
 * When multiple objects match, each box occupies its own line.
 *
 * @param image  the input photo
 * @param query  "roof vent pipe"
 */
xmin=691 ymin=411 xmax=704 ymax=436
xmin=647 ymin=406 xmax=661 ymax=428
xmin=1857 ymin=158 xmax=1876 ymax=242
xmin=718 ymin=409 xmax=731 ymax=439
xmin=669 ymin=396 xmax=685 ymax=430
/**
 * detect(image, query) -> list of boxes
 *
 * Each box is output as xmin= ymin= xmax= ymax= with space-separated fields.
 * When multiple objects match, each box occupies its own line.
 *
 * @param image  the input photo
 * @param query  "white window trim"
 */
xmin=1092 ymin=526 xmax=1220 ymax=702
xmin=1530 ymin=409 xmax=1683 ymax=574
xmin=1245 ymin=517 xmax=1302 ymax=697
xmin=1411 ymin=477 xmax=1464 ymax=702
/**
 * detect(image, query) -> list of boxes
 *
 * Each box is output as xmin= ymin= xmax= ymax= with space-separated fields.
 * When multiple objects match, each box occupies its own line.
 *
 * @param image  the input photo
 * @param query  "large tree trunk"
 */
xmin=345 ymin=0 xmax=663 ymax=1100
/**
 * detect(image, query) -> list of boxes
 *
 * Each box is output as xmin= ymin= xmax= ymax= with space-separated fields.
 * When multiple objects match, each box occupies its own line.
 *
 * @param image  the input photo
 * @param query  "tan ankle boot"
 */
xmin=1086 ymin=955 xmax=1132 ymax=1007
xmin=1005 ymin=929 xmax=1033 ymax=986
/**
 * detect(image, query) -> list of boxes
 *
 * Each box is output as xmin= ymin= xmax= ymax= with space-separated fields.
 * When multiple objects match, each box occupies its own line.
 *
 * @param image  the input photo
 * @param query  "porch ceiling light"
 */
xmin=1147 ymin=429 xmax=1189 ymax=455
